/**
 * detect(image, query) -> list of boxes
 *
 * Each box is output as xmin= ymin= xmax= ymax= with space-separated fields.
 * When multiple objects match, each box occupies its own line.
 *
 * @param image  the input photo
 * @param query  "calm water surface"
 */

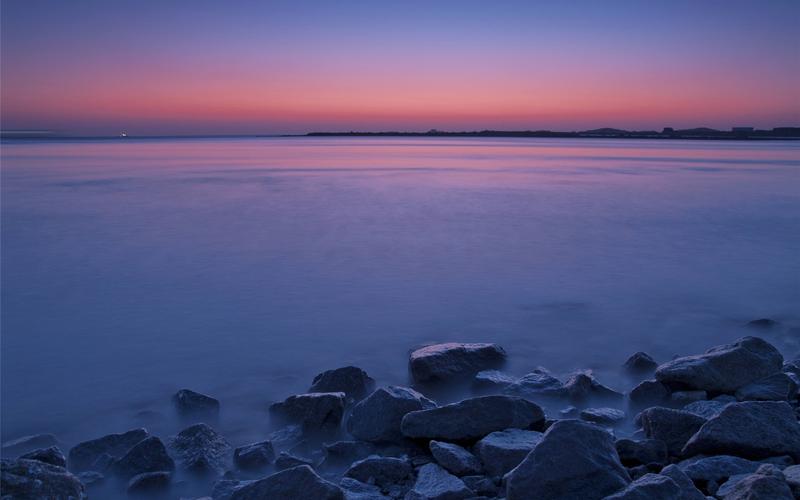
xmin=2 ymin=137 xmax=799 ymax=448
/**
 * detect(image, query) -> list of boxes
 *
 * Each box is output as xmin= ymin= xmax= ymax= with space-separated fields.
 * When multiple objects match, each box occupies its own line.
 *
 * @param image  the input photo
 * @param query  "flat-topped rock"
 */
xmin=635 ymin=407 xmax=706 ymax=456
xmin=429 ymin=441 xmax=482 ymax=476
xmin=603 ymin=473 xmax=681 ymax=500
xmin=473 ymin=370 xmax=516 ymax=392
xmin=172 ymin=388 xmax=220 ymax=419
xmin=234 ymin=440 xmax=275 ymax=470
xmin=108 ymin=436 xmax=174 ymax=480
xmin=409 ymin=343 xmax=506 ymax=383
xmin=169 ymin=423 xmax=231 ymax=476
xmin=230 ymin=464 xmax=343 ymax=500
xmin=0 ymin=458 xmax=85 ymax=499
xmin=310 ymin=366 xmax=375 ymax=403
xmin=474 ymin=428 xmax=543 ymax=478
xmin=270 ymin=392 xmax=346 ymax=434
xmin=68 ymin=428 xmax=148 ymax=472
xmin=19 ymin=446 xmax=66 ymax=468
xmin=406 ymin=463 xmax=474 ymax=500
xmin=348 ymin=386 xmax=436 ymax=442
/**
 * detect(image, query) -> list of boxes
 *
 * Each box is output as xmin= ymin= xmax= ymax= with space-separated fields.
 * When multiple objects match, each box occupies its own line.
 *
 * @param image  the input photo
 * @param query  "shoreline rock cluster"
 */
xmin=2 ymin=337 xmax=800 ymax=499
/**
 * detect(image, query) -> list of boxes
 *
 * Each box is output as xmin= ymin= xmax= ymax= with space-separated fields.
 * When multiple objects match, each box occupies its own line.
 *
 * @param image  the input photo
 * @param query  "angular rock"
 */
xmin=401 ymin=395 xmax=544 ymax=441
xmin=735 ymin=372 xmax=798 ymax=401
xmin=659 ymin=464 xmax=705 ymax=500
xmin=321 ymin=441 xmax=376 ymax=469
xmin=655 ymin=336 xmax=783 ymax=392
xmin=580 ymin=407 xmax=626 ymax=425
xmin=683 ymin=399 xmax=729 ymax=419
xmin=230 ymin=464 xmax=343 ymax=500
xmin=108 ymin=436 xmax=174 ymax=480
xmin=275 ymin=451 xmax=313 ymax=470
xmin=270 ymin=392 xmax=346 ymax=434
xmin=233 ymin=440 xmax=275 ymax=470
xmin=636 ymin=407 xmax=706 ymax=456
xmin=0 ymin=458 xmax=85 ymax=499
xmin=1 ymin=434 xmax=59 ymax=457
xmin=724 ymin=464 xmax=793 ymax=500
xmin=213 ymin=478 xmax=255 ymax=500
xmin=505 ymin=420 xmax=630 ymax=500
xmin=406 ymin=463 xmax=473 ymax=500
xmin=310 ymin=366 xmax=375 ymax=403
xmin=603 ymin=473 xmax=681 ymax=500
xmin=339 ymin=477 xmax=390 ymax=500
xmin=127 ymin=470 xmax=171 ymax=494
xmin=409 ymin=343 xmax=506 ymax=383
xmin=169 ymin=423 xmax=231 ymax=476
xmin=172 ymin=388 xmax=220 ymax=419
xmin=473 ymin=370 xmax=516 ymax=392
xmin=676 ymin=455 xmax=765 ymax=483
xmin=344 ymin=456 xmax=413 ymax=490
xmin=429 ymin=441 xmax=482 ymax=476
xmin=19 ymin=446 xmax=66 ymax=468
xmin=348 ymin=386 xmax=436 ymax=442
xmin=628 ymin=380 xmax=669 ymax=408
xmin=68 ymin=428 xmax=148 ymax=472
xmin=503 ymin=368 xmax=567 ymax=400
xmin=268 ymin=424 xmax=304 ymax=450
xmin=564 ymin=371 xmax=624 ymax=403
xmin=623 ymin=352 xmax=658 ymax=375
xmin=682 ymin=401 xmax=800 ymax=461
xmin=716 ymin=473 xmax=751 ymax=497
xmin=669 ymin=390 xmax=706 ymax=406
xmin=474 ymin=428 xmax=542 ymax=478
xmin=615 ymin=439 xmax=668 ymax=467
xmin=783 ymin=464 xmax=800 ymax=497
xmin=76 ymin=470 xmax=104 ymax=487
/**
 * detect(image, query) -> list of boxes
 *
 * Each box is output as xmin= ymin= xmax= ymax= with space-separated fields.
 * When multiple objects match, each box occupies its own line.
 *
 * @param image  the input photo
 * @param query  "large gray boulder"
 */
xmin=474 ymin=428 xmax=543 ymax=478
xmin=108 ymin=436 xmax=174 ymax=480
xmin=343 ymin=456 xmax=413 ymax=491
xmin=505 ymin=419 xmax=630 ymax=500
xmin=682 ymin=401 xmax=800 ymax=461
xmin=169 ymin=423 xmax=232 ymax=476
xmin=603 ymin=473 xmax=681 ymax=500
xmin=734 ymin=372 xmax=798 ymax=401
xmin=723 ymin=464 xmax=793 ymax=500
xmin=172 ymin=388 xmax=220 ymax=419
xmin=659 ymin=464 xmax=705 ymax=500
xmin=310 ymin=366 xmax=375 ymax=403
xmin=348 ymin=386 xmax=436 ymax=442
xmin=655 ymin=337 xmax=783 ymax=392
xmin=68 ymin=428 xmax=148 ymax=472
xmin=406 ymin=463 xmax=474 ymax=500
xmin=1 ymin=458 xmax=85 ymax=499
xmin=270 ymin=392 xmax=346 ymax=434
xmin=635 ymin=407 xmax=706 ymax=456
xmin=230 ymin=464 xmax=343 ymax=500
xmin=19 ymin=446 xmax=67 ymax=468
xmin=429 ymin=441 xmax=482 ymax=476
xmin=401 ymin=396 xmax=544 ymax=441
xmin=409 ymin=343 xmax=506 ymax=383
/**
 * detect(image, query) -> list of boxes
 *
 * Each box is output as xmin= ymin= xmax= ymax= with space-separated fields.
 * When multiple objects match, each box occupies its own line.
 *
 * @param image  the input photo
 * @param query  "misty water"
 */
xmin=2 ymin=137 xmax=799 ymax=458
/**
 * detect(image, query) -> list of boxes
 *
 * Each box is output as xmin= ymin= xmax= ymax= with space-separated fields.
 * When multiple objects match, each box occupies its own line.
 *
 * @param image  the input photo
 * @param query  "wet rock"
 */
xmin=669 ymin=390 xmax=706 ymax=406
xmin=348 ymin=386 xmax=436 ymax=443
xmin=615 ymin=439 xmax=668 ymax=466
xmin=474 ymin=428 xmax=542 ymax=478
xmin=724 ymin=464 xmax=793 ymax=499
xmin=580 ymin=407 xmax=626 ymax=425
xmin=683 ymin=399 xmax=729 ymax=419
xmin=19 ymin=446 xmax=66 ymax=467
xmin=275 ymin=451 xmax=313 ymax=470
xmin=173 ymin=389 xmax=220 ymax=419
xmin=109 ymin=436 xmax=175 ymax=480
xmin=169 ymin=423 xmax=232 ymax=476
xmin=747 ymin=318 xmax=780 ymax=329
xmin=564 ymin=371 xmax=624 ymax=403
xmin=659 ymin=464 xmax=705 ymax=500
xmin=406 ymin=463 xmax=473 ymax=500
xmin=344 ymin=456 xmax=413 ymax=491
xmin=676 ymin=455 xmax=765 ymax=483
xmin=401 ymin=395 xmax=544 ymax=441
xmin=505 ymin=419 xmax=630 ymax=500
xmin=339 ymin=477 xmax=390 ymax=500
xmin=623 ymin=352 xmax=658 ymax=375
xmin=409 ymin=342 xmax=506 ymax=383
xmin=655 ymin=336 xmax=783 ymax=392
xmin=735 ymin=372 xmax=798 ymax=401
xmin=628 ymin=380 xmax=669 ymax=407
xmin=270 ymin=392 xmax=346 ymax=434
xmin=1 ymin=434 xmax=59 ymax=457
xmin=636 ymin=407 xmax=706 ymax=456
xmin=233 ymin=440 xmax=274 ymax=470
xmin=783 ymin=464 xmax=800 ymax=497
xmin=503 ymin=368 xmax=567 ymax=400
xmin=429 ymin=441 xmax=482 ymax=476
xmin=310 ymin=366 xmax=375 ymax=403
xmin=321 ymin=441 xmax=376 ymax=469
xmin=230 ymin=464 xmax=343 ymax=500
xmin=473 ymin=370 xmax=516 ymax=392
xmin=127 ymin=470 xmax=171 ymax=495
xmin=682 ymin=401 xmax=800 ymax=461
xmin=603 ymin=473 xmax=681 ymax=500
xmin=268 ymin=424 xmax=304 ymax=450
xmin=0 ymin=458 xmax=85 ymax=499
xmin=68 ymin=428 xmax=148 ymax=472
xmin=77 ymin=470 xmax=104 ymax=487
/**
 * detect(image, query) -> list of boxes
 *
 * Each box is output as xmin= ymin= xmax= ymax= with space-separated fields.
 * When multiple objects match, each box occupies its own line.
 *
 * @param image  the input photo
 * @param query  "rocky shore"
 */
xmin=3 ymin=335 xmax=800 ymax=499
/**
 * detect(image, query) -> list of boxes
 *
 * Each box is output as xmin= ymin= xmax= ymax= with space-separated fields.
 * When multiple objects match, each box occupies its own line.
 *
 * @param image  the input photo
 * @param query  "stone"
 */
xmin=564 ymin=371 xmax=624 ymax=403
xmin=321 ymin=441 xmax=376 ymax=469
xmin=409 ymin=342 xmax=506 ymax=383
xmin=401 ymin=395 xmax=544 ymax=441
xmin=724 ymin=464 xmax=793 ymax=500
xmin=127 ymin=470 xmax=171 ymax=494
xmin=505 ymin=420 xmax=630 ymax=500
xmin=580 ymin=407 xmax=626 ymax=425
xmin=676 ymin=455 xmax=765 ymax=483
xmin=747 ymin=318 xmax=780 ymax=329
xmin=172 ymin=388 xmax=220 ymax=419
xmin=783 ymin=464 xmax=800 ymax=497
xmin=628 ymin=380 xmax=669 ymax=407
xmin=682 ymin=401 xmax=800 ymax=461
xmin=233 ymin=440 xmax=275 ymax=470
xmin=503 ymin=368 xmax=567 ymax=400
xmin=1 ymin=434 xmax=59 ymax=457
xmin=108 ymin=436 xmax=175 ymax=480
xmin=473 ymin=369 xmax=516 ymax=392
xmin=339 ymin=477 xmax=390 ymax=500
xmin=213 ymin=478 xmax=255 ymax=500
xmin=169 ymin=423 xmax=231 ymax=476
xmin=655 ymin=336 xmax=783 ymax=392
xmin=603 ymin=473 xmax=681 ymax=500
xmin=347 ymin=386 xmax=436 ymax=442
xmin=275 ymin=451 xmax=313 ymax=470
xmin=19 ymin=446 xmax=67 ymax=467
xmin=615 ymin=439 xmax=668 ymax=466
xmin=735 ymin=372 xmax=798 ymax=401
xmin=461 ymin=475 xmax=499 ymax=496
xmin=659 ymin=464 xmax=705 ymax=500
xmin=473 ymin=428 xmax=541 ymax=478
xmin=344 ymin=456 xmax=413 ymax=491
xmin=635 ymin=407 xmax=706 ymax=456
xmin=68 ymin=428 xmax=148 ymax=472
xmin=0 ymin=458 xmax=85 ymax=499
xmin=270 ymin=392 xmax=346 ymax=434
xmin=716 ymin=473 xmax=750 ymax=497
xmin=268 ymin=424 xmax=304 ymax=450
xmin=310 ymin=366 xmax=375 ymax=403
xmin=669 ymin=390 xmax=706 ymax=406
xmin=623 ymin=352 xmax=658 ymax=375
xmin=429 ymin=441 xmax=482 ymax=476
xmin=406 ymin=463 xmax=474 ymax=500
xmin=230 ymin=464 xmax=343 ymax=500
xmin=683 ymin=399 xmax=729 ymax=418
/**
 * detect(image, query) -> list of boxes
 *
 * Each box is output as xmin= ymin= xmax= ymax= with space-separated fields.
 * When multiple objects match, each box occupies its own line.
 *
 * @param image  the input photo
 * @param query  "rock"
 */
xmin=628 ymin=380 xmax=669 ymax=407
xmin=275 ymin=451 xmax=314 ymax=470
xmin=230 ymin=464 xmax=343 ymax=500
xmin=564 ymin=371 xmax=624 ymax=403
xmin=716 ymin=473 xmax=750 ymax=497
xmin=268 ymin=425 xmax=304 ymax=450
xmin=683 ymin=399 xmax=729 ymax=419
xmin=783 ymin=464 xmax=800 ymax=497
xmin=1 ymin=434 xmax=59 ymax=457
xmin=735 ymin=372 xmax=798 ymax=401
xmin=503 ymin=368 xmax=567 ymax=400
xmin=724 ymin=464 xmax=793 ymax=499
xmin=474 ymin=428 xmax=543 ymax=478
xmin=580 ymin=407 xmax=626 ymax=425
xmin=655 ymin=336 xmax=783 ymax=392
xmin=348 ymin=386 xmax=436 ymax=442
xmin=213 ymin=478 xmax=255 ymax=500
xmin=461 ymin=475 xmax=499 ymax=496
xmin=172 ymin=388 xmax=220 ymax=419
xmin=19 ymin=446 xmax=67 ymax=467
xmin=636 ymin=407 xmax=706 ymax=456
xmin=505 ymin=419 xmax=630 ymax=500
xmin=406 ymin=463 xmax=474 ymax=500
xmin=682 ymin=401 xmax=800 ymax=461
xmin=233 ymin=440 xmax=275 ymax=470
xmin=344 ymin=456 xmax=413 ymax=491
xmin=615 ymin=439 xmax=668 ymax=466
xmin=623 ymin=352 xmax=658 ymax=375
xmin=109 ymin=436 xmax=175 ymax=480
xmin=747 ymin=318 xmax=780 ymax=329
xmin=339 ymin=477 xmax=390 ymax=500
xmin=169 ymin=423 xmax=231 ymax=476
xmin=270 ymin=392 xmax=346 ymax=434
xmin=473 ymin=370 xmax=516 ymax=392
xmin=659 ymin=464 xmax=705 ymax=500
xmin=603 ymin=473 xmax=681 ymax=500
xmin=0 ymin=458 xmax=85 ymax=499
xmin=429 ymin=441 xmax=482 ymax=476
xmin=321 ymin=441 xmax=376 ymax=469
xmin=669 ymin=390 xmax=706 ymax=406
xmin=127 ymin=470 xmax=172 ymax=494
xmin=310 ymin=366 xmax=375 ymax=403
xmin=676 ymin=455 xmax=765 ymax=483
xmin=68 ymin=428 xmax=148 ymax=472
xmin=559 ymin=406 xmax=579 ymax=417
xmin=76 ymin=470 xmax=104 ymax=487
xmin=401 ymin=395 xmax=544 ymax=441
xmin=409 ymin=342 xmax=506 ymax=383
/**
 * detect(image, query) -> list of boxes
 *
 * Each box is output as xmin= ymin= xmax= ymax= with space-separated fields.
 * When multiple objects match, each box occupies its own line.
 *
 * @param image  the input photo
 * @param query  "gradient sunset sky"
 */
xmin=2 ymin=0 xmax=799 ymax=135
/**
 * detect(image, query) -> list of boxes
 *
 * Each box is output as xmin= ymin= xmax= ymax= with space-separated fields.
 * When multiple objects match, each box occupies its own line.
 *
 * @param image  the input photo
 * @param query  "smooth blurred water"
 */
xmin=2 ymin=137 xmax=799 ymax=447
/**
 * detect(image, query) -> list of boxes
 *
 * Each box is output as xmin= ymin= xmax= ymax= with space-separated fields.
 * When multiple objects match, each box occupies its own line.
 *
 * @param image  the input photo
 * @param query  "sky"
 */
xmin=1 ymin=0 xmax=799 ymax=135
